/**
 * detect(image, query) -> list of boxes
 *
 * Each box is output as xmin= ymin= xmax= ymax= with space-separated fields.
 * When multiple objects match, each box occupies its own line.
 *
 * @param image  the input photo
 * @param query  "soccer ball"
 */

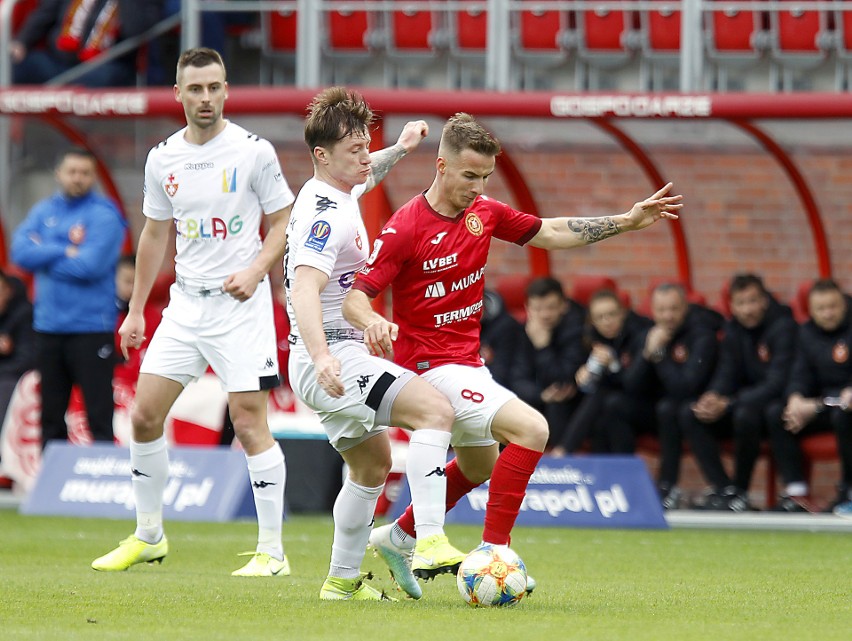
xmin=456 ymin=543 xmax=528 ymax=607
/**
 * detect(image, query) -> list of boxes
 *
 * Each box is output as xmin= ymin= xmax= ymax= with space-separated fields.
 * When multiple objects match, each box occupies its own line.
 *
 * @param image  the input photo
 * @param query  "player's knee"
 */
xmin=510 ymin=412 xmax=549 ymax=452
xmin=420 ymin=394 xmax=455 ymax=431
xmin=348 ymin=459 xmax=391 ymax=488
xmin=130 ymin=405 xmax=165 ymax=441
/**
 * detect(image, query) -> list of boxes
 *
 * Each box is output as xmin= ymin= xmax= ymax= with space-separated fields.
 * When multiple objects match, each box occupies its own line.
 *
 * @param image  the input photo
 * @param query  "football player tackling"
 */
xmin=344 ymin=113 xmax=682 ymax=591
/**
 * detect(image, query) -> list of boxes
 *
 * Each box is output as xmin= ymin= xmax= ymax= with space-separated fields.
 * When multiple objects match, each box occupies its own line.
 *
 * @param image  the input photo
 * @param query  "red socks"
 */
xmin=482 ymin=444 xmax=542 ymax=545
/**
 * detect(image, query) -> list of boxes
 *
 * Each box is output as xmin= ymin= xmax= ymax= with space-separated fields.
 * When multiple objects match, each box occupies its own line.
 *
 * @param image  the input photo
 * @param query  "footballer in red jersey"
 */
xmin=355 ymin=193 xmax=541 ymax=373
xmin=346 ymin=113 xmax=682 ymax=587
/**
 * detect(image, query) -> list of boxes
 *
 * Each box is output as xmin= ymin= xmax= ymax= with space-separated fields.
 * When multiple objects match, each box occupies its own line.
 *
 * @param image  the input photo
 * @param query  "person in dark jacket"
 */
xmin=765 ymin=279 xmax=852 ymax=512
xmin=680 ymin=274 xmax=796 ymax=511
xmin=616 ymin=282 xmax=718 ymax=508
xmin=0 ymin=271 xmax=36 ymax=428
xmin=479 ymin=288 xmax=524 ymax=389
xmin=509 ymin=277 xmax=585 ymax=449
xmin=551 ymin=289 xmax=652 ymax=455
xmin=10 ymin=0 xmax=162 ymax=87
xmin=11 ymin=148 xmax=126 ymax=447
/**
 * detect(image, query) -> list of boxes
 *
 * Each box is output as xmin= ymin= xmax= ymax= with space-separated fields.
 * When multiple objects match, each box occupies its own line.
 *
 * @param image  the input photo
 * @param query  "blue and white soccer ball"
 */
xmin=456 ymin=543 xmax=528 ymax=607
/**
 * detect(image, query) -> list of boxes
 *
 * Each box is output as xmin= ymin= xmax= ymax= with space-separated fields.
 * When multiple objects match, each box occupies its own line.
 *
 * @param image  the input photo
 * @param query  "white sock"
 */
xmin=131 ymin=436 xmax=169 ymax=544
xmin=329 ymin=478 xmax=383 ymax=579
xmin=246 ymin=443 xmax=286 ymax=559
xmin=406 ymin=429 xmax=451 ymax=540
xmin=785 ymin=482 xmax=808 ymax=497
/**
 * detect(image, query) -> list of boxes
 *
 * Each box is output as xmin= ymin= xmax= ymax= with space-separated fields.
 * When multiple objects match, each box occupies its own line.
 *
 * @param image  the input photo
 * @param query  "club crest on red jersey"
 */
xmin=833 ymin=341 xmax=849 ymax=364
xmin=165 ymin=174 xmax=179 ymax=197
xmin=672 ymin=343 xmax=688 ymax=363
xmin=465 ymin=212 xmax=483 ymax=237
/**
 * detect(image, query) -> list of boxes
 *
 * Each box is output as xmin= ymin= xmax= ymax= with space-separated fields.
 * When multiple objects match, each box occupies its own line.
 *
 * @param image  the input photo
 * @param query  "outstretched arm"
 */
xmin=364 ymin=120 xmax=429 ymax=193
xmin=529 ymin=183 xmax=683 ymax=250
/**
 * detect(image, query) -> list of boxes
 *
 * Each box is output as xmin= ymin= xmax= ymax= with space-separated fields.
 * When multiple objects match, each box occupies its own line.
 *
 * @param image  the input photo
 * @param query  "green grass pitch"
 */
xmin=1 ymin=510 xmax=849 ymax=641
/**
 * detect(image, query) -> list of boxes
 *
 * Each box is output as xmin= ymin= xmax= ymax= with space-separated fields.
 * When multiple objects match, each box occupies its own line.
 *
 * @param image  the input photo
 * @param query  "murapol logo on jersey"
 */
xmin=222 ymin=168 xmax=237 ymax=193
xmin=425 ymin=282 xmax=446 ymax=298
xmin=306 ymin=220 xmax=332 ymax=252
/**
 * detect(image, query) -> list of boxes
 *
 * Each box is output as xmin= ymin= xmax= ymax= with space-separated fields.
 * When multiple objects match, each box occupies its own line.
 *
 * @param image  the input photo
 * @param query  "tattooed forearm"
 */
xmin=567 ymin=217 xmax=621 ymax=244
xmin=366 ymin=143 xmax=407 ymax=191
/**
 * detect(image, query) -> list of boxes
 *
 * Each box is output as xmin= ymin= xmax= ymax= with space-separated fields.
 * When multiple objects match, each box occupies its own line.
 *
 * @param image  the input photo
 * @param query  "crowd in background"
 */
xmin=481 ymin=275 xmax=852 ymax=515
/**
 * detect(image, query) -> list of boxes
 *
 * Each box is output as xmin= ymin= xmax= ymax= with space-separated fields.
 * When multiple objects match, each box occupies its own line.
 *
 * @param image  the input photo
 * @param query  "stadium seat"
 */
xmin=11 ymin=0 xmax=38 ymax=34
xmin=511 ymin=2 xmax=573 ymax=88
xmin=448 ymin=2 xmax=488 ymax=88
xmin=639 ymin=3 xmax=681 ymax=90
xmin=704 ymin=0 xmax=769 ymax=90
xmin=260 ymin=9 xmax=297 ymax=84
xmin=790 ymin=279 xmax=814 ymax=323
xmin=385 ymin=1 xmax=448 ymax=87
xmin=323 ymin=2 xmax=384 ymax=84
xmin=834 ymin=1 xmax=852 ymax=89
xmin=575 ymin=1 xmax=638 ymax=88
xmin=570 ymin=274 xmax=618 ymax=306
xmin=769 ymin=0 xmax=830 ymax=91
xmin=494 ymin=274 xmax=536 ymax=322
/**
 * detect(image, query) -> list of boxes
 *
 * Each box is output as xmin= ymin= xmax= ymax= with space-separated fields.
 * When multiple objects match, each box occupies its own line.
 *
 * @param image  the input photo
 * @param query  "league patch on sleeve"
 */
xmin=305 ymin=220 xmax=332 ymax=252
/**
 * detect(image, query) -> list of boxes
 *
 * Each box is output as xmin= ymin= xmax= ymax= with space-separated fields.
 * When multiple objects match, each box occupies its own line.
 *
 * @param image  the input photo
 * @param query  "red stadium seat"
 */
xmin=386 ymin=1 xmax=447 ymax=86
xmin=570 ymin=275 xmax=618 ymax=307
xmin=448 ymin=2 xmax=488 ymax=87
xmin=260 ymin=9 xmax=297 ymax=83
xmin=769 ymin=0 xmax=829 ymax=90
xmin=704 ymin=1 xmax=768 ymax=90
xmin=512 ymin=2 xmax=572 ymax=88
xmin=328 ymin=4 xmax=371 ymax=52
xmin=575 ymin=1 xmax=637 ymax=87
xmin=11 ymin=0 xmax=38 ymax=34
xmin=639 ymin=3 xmax=681 ymax=89
xmin=494 ymin=274 xmax=536 ymax=322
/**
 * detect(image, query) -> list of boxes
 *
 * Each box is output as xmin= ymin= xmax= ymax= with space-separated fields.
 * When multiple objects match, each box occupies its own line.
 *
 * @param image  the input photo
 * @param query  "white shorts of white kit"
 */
xmin=420 ymin=363 xmax=515 ymax=448
xmin=288 ymin=340 xmax=415 ymax=452
xmin=140 ymin=278 xmax=279 ymax=392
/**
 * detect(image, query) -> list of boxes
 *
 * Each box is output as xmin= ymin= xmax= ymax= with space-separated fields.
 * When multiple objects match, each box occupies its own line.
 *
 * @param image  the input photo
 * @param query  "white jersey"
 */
xmin=143 ymin=121 xmax=295 ymax=282
xmin=285 ymin=177 xmax=368 ymax=341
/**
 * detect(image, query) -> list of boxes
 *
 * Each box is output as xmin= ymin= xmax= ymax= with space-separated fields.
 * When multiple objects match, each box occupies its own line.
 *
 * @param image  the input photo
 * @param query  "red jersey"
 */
xmin=353 ymin=193 xmax=541 ymax=372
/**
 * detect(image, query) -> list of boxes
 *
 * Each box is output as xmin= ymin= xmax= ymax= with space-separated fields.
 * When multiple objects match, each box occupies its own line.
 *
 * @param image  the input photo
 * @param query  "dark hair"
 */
xmin=176 ymin=47 xmax=226 ymax=84
xmin=304 ymin=87 xmax=374 ymax=153
xmin=729 ymin=273 xmax=767 ymax=298
xmin=439 ymin=113 xmax=501 ymax=158
xmin=56 ymin=147 xmax=96 ymax=168
xmin=526 ymin=276 xmax=565 ymax=300
xmin=588 ymin=289 xmax=622 ymax=308
xmin=809 ymin=278 xmax=842 ymax=297
xmin=652 ymin=282 xmax=687 ymax=300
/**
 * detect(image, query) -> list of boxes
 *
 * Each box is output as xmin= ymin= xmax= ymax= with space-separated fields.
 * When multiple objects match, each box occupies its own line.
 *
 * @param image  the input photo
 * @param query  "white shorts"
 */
xmin=288 ymin=340 xmax=415 ymax=451
xmin=421 ymin=364 xmax=515 ymax=448
xmin=140 ymin=280 xmax=279 ymax=392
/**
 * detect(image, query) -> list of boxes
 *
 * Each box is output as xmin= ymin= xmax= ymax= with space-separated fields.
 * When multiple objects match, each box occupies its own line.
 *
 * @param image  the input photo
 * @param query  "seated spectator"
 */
xmin=618 ymin=282 xmax=718 ymax=509
xmin=680 ymin=274 xmax=797 ymax=511
xmin=480 ymin=288 xmax=524 ymax=389
xmin=0 ymin=270 xmax=36 ymax=427
xmin=551 ymin=289 xmax=652 ymax=456
xmin=509 ymin=277 xmax=585 ymax=449
xmin=10 ymin=0 xmax=162 ymax=87
xmin=765 ymin=279 xmax=852 ymax=512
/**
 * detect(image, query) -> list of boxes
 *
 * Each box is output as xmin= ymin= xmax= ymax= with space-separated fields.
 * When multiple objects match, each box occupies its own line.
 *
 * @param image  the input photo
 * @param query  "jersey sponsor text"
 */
xmin=434 ymin=300 xmax=484 ymax=327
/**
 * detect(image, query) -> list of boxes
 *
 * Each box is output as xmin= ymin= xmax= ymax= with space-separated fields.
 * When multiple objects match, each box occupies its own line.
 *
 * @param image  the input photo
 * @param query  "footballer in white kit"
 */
xmin=141 ymin=121 xmax=295 ymax=390
xmin=285 ymin=177 xmax=416 ymax=450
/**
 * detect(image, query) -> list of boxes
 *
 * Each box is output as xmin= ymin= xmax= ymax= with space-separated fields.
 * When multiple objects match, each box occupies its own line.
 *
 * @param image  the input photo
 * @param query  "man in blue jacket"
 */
xmin=11 ymin=148 xmax=126 ymax=447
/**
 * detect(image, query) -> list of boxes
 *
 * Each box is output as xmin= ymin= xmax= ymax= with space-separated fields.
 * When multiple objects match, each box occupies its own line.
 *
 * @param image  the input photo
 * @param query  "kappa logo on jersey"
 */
xmin=430 ymin=231 xmax=448 ymax=245
xmin=422 ymin=253 xmax=459 ymax=273
xmin=451 ymin=267 xmax=485 ymax=292
xmin=175 ymin=215 xmax=244 ymax=240
xmin=433 ymin=300 xmax=483 ymax=327
xmin=465 ymin=212 xmax=483 ymax=236
xmin=165 ymin=174 xmax=179 ymax=197
xmin=306 ymin=220 xmax=332 ymax=252
xmin=315 ymin=194 xmax=337 ymax=214
xmin=425 ymin=282 xmax=446 ymax=298
xmin=356 ymin=374 xmax=374 ymax=393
